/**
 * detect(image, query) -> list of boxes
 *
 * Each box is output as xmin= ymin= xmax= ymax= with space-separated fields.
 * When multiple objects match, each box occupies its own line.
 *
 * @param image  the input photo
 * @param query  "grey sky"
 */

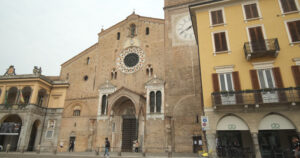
xmin=0 ymin=0 xmax=164 ymax=76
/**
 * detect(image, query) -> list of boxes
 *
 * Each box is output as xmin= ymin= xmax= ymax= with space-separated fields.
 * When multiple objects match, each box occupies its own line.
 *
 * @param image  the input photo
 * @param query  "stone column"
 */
xmin=251 ymin=132 xmax=261 ymax=158
xmin=0 ymin=85 xmax=7 ymax=104
xmin=18 ymin=114 xmax=33 ymax=151
xmin=30 ymin=85 xmax=39 ymax=104
xmin=206 ymin=132 xmax=216 ymax=157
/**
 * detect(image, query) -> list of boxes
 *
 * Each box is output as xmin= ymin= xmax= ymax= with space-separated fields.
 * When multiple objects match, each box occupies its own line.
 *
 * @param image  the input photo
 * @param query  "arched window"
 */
xmin=73 ymin=110 xmax=80 ymax=116
xmin=101 ymin=95 xmax=107 ymax=115
xmin=146 ymin=27 xmax=150 ymax=35
xmin=37 ymin=89 xmax=47 ymax=106
xmin=156 ymin=91 xmax=162 ymax=113
xmin=73 ymin=106 xmax=81 ymax=116
xmin=21 ymin=86 xmax=32 ymax=104
xmin=117 ymin=32 xmax=120 ymax=40
xmin=130 ymin=24 xmax=136 ymax=37
xmin=150 ymin=91 xmax=155 ymax=113
xmin=7 ymin=87 xmax=18 ymax=104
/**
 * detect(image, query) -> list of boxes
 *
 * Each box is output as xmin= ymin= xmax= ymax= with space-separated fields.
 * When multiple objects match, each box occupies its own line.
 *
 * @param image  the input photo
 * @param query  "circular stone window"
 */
xmin=117 ymin=46 xmax=145 ymax=74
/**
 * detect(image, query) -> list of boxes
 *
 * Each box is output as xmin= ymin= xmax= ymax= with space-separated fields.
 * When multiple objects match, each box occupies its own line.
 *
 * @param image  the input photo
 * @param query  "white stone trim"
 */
xmin=277 ymin=0 xmax=300 ymax=15
xmin=258 ymin=114 xmax=295 ymax=130
xmin=217 ymin=115 xmax=249 ymax=130
xmin=211 ymin=30 xmax=231 ymax=55
xmin=241 ymin=0 xmax=263 ymax=22
xmin=284 ymin=18 xmax=300 ymax=45
xmin=293 ymin=57 xmax=300 ymax=65
xmin=252 ymin=61 xmax=274 ymax=69
xmin=209 ymin=7 xmax=226 ymax=27
xmin=214 ymin=65 xmax=234 ymax=73
xmin=146 ymin=113 xmax=164 ymax=120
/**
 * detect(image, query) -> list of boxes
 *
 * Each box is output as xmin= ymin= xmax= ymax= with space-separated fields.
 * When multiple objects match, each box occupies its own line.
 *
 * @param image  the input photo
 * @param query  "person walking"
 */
xmin=135 ymin=140 xmax=139 ymax=152
xmin=104 ymin=137 xmax=110 ymax=157
xmin=292 ymin=137 xmax=300 ymax=158
xmin=69 ymin=141 xmax=74 ymax=152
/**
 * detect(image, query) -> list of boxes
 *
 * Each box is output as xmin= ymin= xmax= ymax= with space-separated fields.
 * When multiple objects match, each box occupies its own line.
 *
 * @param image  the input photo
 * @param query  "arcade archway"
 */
xmin=27 ymin=120 xmax=40 ymax=151
xmin=258 ymin=114 xmax=298 ymax=158
xmin=0 ymin=115 xmax=22 ymax=151
xmin=216 ymin=115 xmax=254 ymax=158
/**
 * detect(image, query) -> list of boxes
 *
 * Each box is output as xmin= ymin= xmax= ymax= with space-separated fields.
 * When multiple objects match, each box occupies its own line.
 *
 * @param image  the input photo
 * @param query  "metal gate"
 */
xmin=121 ymin=117 xmax=137 ymax=152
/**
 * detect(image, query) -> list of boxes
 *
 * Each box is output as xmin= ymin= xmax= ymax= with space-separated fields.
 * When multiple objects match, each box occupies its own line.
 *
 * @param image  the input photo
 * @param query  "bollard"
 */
xmin=53 ymin=148 xmax=57 ymax=155
xmin=95 ymin=147 xmax=100 ymax=155
xmin=142 ymin=152 xmax=146 ymax=157
xmin=118 ymin=151 xmax=122 ymax=156
xmin=36 ymin=145 xmax=40 ymax=154
xmin=6 ymin=144 xmax=10 ymax=153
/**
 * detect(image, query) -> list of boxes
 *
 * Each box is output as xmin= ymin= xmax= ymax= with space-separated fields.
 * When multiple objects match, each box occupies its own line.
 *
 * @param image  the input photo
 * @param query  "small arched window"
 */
xmin=101 ymin=95 xmax=107 ymax=115
xmin=156 ymin=91 xmax=162 ymax=113
xmin=73 ymin=105 xmax=81 ymax=116
xmin=73 ymin=110 xmax=81 ymax=116
xmin=117 ymin=32 xmax=120 ymax=40
xmin=130 ymin=24 xmax=136 ymax=37
xmin=150 ymin=91 xmax=155 ymax=113
xmin=146 ymin=27 xmax=150 ymax=35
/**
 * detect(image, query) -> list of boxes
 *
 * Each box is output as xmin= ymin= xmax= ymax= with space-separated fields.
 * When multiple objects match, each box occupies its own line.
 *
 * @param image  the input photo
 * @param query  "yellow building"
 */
xmin=190 ymin=0 xmax=300 ymax=157
xmin=0 ymin=66 xmax=68 ymax=152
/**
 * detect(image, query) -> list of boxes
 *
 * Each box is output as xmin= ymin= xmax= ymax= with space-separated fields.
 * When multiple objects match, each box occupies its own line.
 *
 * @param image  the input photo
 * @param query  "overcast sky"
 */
xmin=0 ymin=0 xmax=164 ymax=76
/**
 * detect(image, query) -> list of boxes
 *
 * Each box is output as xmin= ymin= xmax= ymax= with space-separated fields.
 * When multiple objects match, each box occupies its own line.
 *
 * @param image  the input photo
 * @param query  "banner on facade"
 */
xmin=0 ymin=122 xmax=21 ymax=135
xmin=201 ymin=116 xmax=209 ymax=131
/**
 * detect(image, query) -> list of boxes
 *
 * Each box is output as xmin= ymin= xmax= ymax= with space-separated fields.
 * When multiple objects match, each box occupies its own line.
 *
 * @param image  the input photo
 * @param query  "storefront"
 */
xmin=258 ymin=114 xmax=298 ymax=158
xmin=216 ymin=115 xmax=254 ymax=158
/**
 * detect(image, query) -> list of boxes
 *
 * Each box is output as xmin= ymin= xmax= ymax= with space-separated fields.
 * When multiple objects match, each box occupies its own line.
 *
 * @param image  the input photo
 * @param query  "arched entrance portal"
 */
xmin=111 ymin=97 xmax=138 ymax=152
xmin=216 ymin=115 xmax=254 ymax=158
xmin=258 ymin=114 xmax=298 ymax=158
xmin=0 ymin=115 xmax=22 ymax=151
xmin=27 ymin=120 xmax=40 ymax=151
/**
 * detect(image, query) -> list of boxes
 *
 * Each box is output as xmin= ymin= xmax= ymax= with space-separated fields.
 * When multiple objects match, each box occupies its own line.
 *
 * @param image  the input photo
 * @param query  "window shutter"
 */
xmin=233 ymin=71 xmax=243 ymax=104
xmin=212 ymin=73 xmax=220 ymax=92
xmin=211 ymin=11 xmax=217 ymax=25
xmin=287 ymin=21 xmax=299 ymax=42
xmin=212 ymin=73 xmax=221 ymax=105
xmin=244 ymin=4 xmax=252 ymax=19
xmin=217 ymin=10 xmax=224 ymax=24
xmin=250 ymin=70 xmax=260 ymax=89
xmin=214 ymin=33 xmax=221 ymax=52
xmin=272 ymin=67 xmax=287 ymax=102
xmin=280 ymin=0 xmax=289 ymax=12
xmin=273 ymin=67 xmax=284 ymax=88
xmin=250 ymin=69 xmax=262 ymax=104
xmin=292 ymin=66 xmax=300 ymax=86
xmin=251 ymin=4 xmax=259 ymax=18
xmin=221 ymin=32 xmax=228 ymax=51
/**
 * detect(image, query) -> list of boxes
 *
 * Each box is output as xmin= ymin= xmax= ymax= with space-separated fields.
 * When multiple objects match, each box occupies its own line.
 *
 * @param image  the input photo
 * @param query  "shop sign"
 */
xmin=201 ymin=116 xmax=209 ymax=130
xmin=271 ymin=123 xmax=280 ymax=129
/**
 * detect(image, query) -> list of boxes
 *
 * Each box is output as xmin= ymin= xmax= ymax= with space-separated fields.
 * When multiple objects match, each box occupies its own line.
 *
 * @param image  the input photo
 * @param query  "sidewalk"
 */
xmin=0 ymin=152 xmax=199 ymax=158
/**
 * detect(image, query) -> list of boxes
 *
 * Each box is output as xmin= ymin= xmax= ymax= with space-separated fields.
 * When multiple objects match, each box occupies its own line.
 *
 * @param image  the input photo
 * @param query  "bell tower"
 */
xmin=163 ymin=0 xmax=205 ymax=153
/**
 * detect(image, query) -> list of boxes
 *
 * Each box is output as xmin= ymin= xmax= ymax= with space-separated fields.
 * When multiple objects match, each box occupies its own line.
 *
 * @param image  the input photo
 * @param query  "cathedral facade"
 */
xmin=0 ymin=0 xmax=204 ymax=153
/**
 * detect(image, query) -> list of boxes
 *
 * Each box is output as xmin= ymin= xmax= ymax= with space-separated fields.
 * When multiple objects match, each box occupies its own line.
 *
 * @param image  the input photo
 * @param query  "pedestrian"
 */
xmin=135 ymin=140 xmax=139 ymax=152
xmin=104 ymin=137 xmax=110 ymax=157
xmin=292 ymin=136 xmax=300 ymax=158
xmin=69 ymin=141 xmax=74 ymax=152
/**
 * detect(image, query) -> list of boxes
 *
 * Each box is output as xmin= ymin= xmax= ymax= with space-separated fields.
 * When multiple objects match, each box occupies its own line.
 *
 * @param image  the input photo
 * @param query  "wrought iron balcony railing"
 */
xmin=244 ymin=38 xmax=280 ymax=60
xmin=212 ymin=87 xmax=300 ymax=107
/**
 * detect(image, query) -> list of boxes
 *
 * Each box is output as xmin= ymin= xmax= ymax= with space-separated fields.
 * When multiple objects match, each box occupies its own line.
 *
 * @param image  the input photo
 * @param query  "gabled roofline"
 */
xmin=61 ymin=43 xmax=98 ymax=68
xmin=98 ymin=13 xmax=164 ymax=37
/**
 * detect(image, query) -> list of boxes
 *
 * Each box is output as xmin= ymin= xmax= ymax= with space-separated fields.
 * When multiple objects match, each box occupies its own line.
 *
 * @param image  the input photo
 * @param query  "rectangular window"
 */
xmin=210 ymin=9 xmax=224 ymax=25
xmin=257 ymin=69 xmax=275 ymax=89
xmin=213 ymin=32 xmax=228 ymax=52
xmin=280 ymin=0 xmax=298 ymax=13
xmin=243 ymin=3 xmax=259 ymax=19
xmin=287 ymin=20 xmax=300 ymax=43
xmin=218 ymin=73 xmax=234 ymax=91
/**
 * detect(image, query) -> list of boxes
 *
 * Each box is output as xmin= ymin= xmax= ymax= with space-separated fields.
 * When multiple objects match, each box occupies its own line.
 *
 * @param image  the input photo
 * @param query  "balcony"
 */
xmin=212 ymin=87 xmax=300 ymax=108
xmin=244 ymin=38 xmax=280 ymax=60
xmin=0 ymin=103 xmax=47 ymax=113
